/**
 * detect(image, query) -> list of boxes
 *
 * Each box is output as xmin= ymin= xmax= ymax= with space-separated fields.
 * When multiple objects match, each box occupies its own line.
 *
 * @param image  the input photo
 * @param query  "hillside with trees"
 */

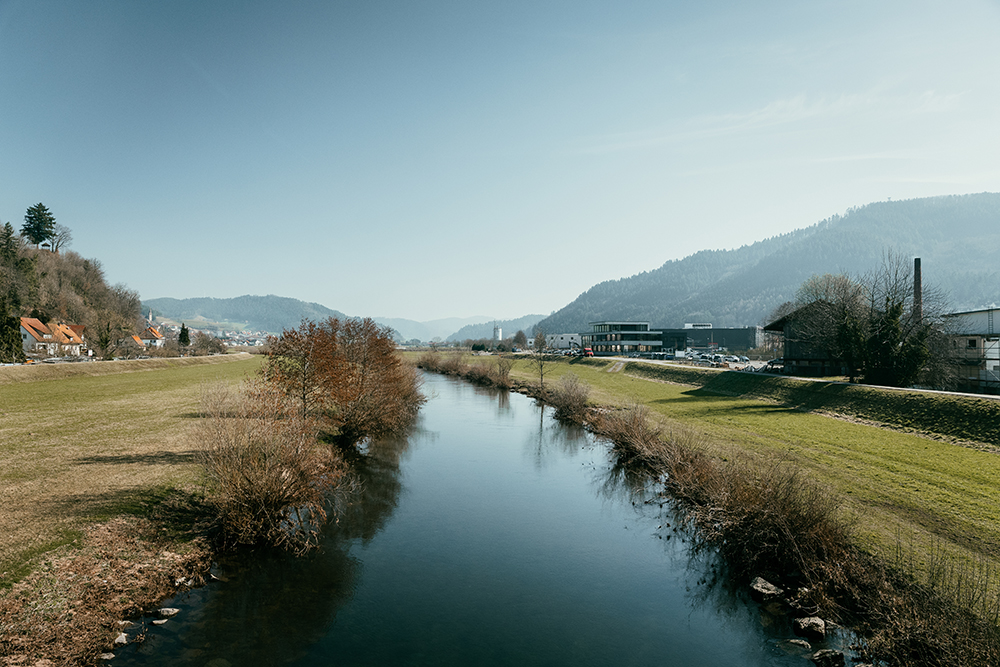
xmin=143 ymin=295 xmax=348 ymax=334
xmin=1 ymin=205 xmax=143 ymax=362
xmin=537 ymin=193 xmax=1000 ymax=334
xmin=445 ymin=314 xmax=546 ymax=343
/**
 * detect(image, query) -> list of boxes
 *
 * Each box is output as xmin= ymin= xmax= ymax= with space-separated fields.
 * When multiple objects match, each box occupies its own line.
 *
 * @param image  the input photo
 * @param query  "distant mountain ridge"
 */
xmin=143 ymin=295 xmax=347 ymax=333
xmin=143 ymin=295 xmax=503 ymax=342
xmin=446 ymin=314 xmax=546 ymax=342
xmin=536 ymin=193 xmax=1000 ymax=334
xmin=374 ymin=316 xmax=492 ymax=342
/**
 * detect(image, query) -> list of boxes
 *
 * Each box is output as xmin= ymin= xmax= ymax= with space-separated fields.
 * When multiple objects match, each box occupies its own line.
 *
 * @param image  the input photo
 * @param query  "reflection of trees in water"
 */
xmin=524 ymin=401 xmax=593 ymax=470
xmin=469 ymin=382 xmax=512 ymax=419
xmin=118 ymin=431 xmax=417 ymax=666
xmin=148 ymin=545 xmax=363 ymax=666
xmin=595 ymin=445 xmax=765 ymax=631
xmin=333 ymin=432 xmax=413 ymax=544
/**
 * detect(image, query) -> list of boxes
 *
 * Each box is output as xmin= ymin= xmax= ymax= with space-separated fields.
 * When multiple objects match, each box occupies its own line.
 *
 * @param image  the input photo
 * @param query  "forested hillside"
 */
xmin=1 ymin=220 xmax=142 ymax=361
xmin=144 ymin=295 xmax=347 ymax=333
xmin=537 ymin=194 xmax=1000 ymax=334
xmin=445 ymin=314 xmax=546 ymax=342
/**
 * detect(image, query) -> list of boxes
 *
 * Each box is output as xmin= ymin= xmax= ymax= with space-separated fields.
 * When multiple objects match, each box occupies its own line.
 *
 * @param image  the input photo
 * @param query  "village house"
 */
xmin=139 ymin=326 xmax=165 ymax=348
xmin=762 ymin=303 xmax=845 ymax=377
xmin=19 ymin=318 xmax=86 ymax=357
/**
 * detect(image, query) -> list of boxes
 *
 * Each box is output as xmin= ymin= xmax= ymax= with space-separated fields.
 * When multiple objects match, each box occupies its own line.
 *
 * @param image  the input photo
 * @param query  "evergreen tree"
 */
xmin=0 ymin=296 xmax=25 ymax=364
xmin=0 ymin=222 xmax=16 ymax=260
xmin=22 ymin=203 xmax=57 ymax=247
xmin=179 ymin=323 xmax=190 ymax=347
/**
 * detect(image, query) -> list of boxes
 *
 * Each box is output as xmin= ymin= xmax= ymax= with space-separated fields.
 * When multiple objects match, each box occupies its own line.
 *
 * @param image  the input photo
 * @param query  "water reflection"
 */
xmin=524 ymin=402 xmax=593 ymax=471
xmin=117 ymin=418 xmax=417 ymax=665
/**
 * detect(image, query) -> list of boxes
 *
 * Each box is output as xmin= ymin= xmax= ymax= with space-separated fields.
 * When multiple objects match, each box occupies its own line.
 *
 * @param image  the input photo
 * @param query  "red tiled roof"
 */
xmin=52 ymin=323 xmax=84 ymax=345
xmin=139 ymin=327 xmax=164 ymax=340
xmin=20 ymin=318 xmax=51 ymax=342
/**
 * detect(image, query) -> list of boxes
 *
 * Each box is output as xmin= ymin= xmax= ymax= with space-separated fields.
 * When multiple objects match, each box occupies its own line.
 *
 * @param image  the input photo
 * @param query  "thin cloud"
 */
xmin=572 ymin=90 xmax=965 ymax=155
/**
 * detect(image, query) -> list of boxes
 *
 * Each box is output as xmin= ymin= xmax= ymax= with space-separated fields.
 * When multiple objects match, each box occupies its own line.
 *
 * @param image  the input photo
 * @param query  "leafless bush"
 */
xmin=592 ymin=404 xmax=665 ymax=472
xmin=550 ymin=373 xmax=590 ymax=421
xmin=492 ymin=354 xmax=515 ymax=389
xmin=196 ymin=379 xmax=347 ymax=553
xmin=438 ymin=352 xmax=469 ymax=375
xmin=696 ymin=460 xmax=852 ymax=590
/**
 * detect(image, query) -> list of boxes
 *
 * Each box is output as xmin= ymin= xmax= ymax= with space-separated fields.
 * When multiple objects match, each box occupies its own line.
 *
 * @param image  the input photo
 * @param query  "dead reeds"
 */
xmin=549 ymin=373 xmax=590 ymax=422
xmin=196 ymin=379 xmax=348 ymax=553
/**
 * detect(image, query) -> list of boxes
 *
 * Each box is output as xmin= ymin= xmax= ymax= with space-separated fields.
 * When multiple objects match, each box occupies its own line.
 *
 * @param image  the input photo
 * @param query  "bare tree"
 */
xmin=87 ymin=284 xmax=142 ymax=359
xmin=533 ymin=328 xmax=547 ymax=351
xmin=492 ymin=353 xmax=514 ymax=389
xmin=528 ymin=350 xmax=552 ymax=391
xmin=786 ymin=250 xmax=953 ymax=387
xmin=50 ymin=224 xmax=72 ymax=252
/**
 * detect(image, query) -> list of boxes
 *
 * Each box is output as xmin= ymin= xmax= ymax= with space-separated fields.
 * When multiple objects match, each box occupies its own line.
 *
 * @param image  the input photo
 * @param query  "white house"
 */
xmin=944 ymin=305 xmax=1000 ymax=394
xmin=546 ymin=333 xmax=582 ymax=350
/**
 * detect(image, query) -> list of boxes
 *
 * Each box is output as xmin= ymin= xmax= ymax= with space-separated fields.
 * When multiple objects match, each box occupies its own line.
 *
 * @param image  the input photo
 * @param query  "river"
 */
xmin=113 ymin=372 xmax=848 ymax=665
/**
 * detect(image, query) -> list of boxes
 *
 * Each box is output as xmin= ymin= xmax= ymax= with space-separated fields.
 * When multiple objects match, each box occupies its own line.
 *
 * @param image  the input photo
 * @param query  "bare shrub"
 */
xmin=698 ymin=460 xmax=852 ymax=591
xmin=438 ymin=352 xmax=468 ymax=375
xmin=492 ymin=354 xmax=514 ymax=389
xmin=550 ymin=373 xmax=590 ymax=421
xmin=416 ymin=351 xmax=441 ymax=372
xmin=197 ymin=379 xmax=346 ymax=552
xmin=592 ymin=404 xmax=664 ymax=472
xmin=464 ymin=361 xmax=493 ymax=385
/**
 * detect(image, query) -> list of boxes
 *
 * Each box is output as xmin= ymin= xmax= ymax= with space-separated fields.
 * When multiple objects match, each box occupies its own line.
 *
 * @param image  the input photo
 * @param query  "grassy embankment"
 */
xmin=0 ymin=354 xmax=261 ymax=586
xmin=493 ymin=356 xmax=1000 ymax=574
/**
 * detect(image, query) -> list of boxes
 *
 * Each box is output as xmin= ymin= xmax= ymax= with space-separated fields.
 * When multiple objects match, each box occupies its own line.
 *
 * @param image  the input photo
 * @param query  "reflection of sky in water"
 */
xmin=115 ymin=372 xmax=852 ymax=666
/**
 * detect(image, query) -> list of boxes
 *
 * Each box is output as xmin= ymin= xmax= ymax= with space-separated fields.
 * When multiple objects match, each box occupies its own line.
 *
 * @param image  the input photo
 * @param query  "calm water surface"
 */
xmin=116 ymin=372 xmax=845 ymax=666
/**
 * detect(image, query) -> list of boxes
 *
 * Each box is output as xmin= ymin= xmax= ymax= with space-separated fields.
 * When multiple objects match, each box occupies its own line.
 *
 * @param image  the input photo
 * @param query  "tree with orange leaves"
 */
xmin=263 ymin=317 xmax=424 ymax=447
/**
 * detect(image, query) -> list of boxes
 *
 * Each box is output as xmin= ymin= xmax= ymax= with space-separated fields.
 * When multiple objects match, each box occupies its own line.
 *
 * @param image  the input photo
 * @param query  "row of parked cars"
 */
xmin=697 ymin=353 xmax=749 ymax=364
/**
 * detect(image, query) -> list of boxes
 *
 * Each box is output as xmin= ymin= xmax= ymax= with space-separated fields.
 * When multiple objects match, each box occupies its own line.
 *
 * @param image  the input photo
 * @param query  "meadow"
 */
xmin=0 ymin=354 xmax=260 ymax=585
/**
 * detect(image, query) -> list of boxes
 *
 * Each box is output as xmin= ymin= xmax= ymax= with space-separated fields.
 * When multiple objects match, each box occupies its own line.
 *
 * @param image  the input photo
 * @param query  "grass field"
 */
xmin=0 ymin=354 xmax=261 ymax=586
xmin=490 ymin=354 xmax=1000 ymax=585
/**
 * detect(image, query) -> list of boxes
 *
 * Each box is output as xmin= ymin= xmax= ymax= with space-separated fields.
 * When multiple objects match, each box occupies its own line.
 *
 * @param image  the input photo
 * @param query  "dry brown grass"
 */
xmin=549 ymin=373 xmax=590 ymax=421
xmin=196 ymin=379 xmax=349 ymax=552
xmin=0 ymin=354 xmax=259 ymax=586
xmin=0 ymin=511 xmax=212 ymax=666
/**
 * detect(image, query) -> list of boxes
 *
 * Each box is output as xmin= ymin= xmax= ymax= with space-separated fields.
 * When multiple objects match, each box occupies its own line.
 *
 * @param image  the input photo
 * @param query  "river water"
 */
xmin=114 ymin=372 xmax=846 ymax=666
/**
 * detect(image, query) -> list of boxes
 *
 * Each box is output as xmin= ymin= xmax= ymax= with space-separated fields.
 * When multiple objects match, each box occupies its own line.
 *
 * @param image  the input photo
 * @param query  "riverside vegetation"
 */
xmin=415 ymin=350 xmax=1000 ymax=667
xmin=1 ymin=318 xmax=424 ymax=665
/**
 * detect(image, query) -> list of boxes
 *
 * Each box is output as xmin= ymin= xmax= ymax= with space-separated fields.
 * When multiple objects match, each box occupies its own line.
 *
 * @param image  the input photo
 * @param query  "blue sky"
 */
xmin=3 ymin=0 xmax=999 ymax=321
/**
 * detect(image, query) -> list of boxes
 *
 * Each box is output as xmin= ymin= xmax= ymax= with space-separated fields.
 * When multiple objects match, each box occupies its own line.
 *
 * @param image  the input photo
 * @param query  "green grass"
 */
xmin=0 ymin=354 xmax=261 ymax=586
xmin=626 ymin=362 xmax=1000 ymax=446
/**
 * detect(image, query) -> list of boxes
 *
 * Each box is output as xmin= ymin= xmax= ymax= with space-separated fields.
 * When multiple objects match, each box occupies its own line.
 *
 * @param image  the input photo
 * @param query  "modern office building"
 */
xmin=581 ymin=322 xmax=663 ymax=356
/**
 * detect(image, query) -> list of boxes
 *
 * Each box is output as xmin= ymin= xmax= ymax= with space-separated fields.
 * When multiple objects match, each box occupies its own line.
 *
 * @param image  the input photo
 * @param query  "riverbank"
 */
xmin=0 ymin=354 xmax=260 ymax=664
xmin=413 ymin=351 xmax=1000 ymax=666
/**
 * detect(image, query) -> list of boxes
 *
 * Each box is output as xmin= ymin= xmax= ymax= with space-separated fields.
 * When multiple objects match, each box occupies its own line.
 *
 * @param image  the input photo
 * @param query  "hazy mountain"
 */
xmin=537 ymin=193 xmax=1000 ymax=334
xmin=143 ymin=295 xmax=347 ymax=333
xmin=446 ymin=314 xmax=547 ymax=342
xmin=375 ymin=316 xmax=492 ymax=342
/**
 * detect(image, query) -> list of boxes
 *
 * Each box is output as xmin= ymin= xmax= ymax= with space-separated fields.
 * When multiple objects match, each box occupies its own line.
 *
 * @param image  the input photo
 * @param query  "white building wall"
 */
xmin=546 ymin=333 xmax=581 ymax=349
